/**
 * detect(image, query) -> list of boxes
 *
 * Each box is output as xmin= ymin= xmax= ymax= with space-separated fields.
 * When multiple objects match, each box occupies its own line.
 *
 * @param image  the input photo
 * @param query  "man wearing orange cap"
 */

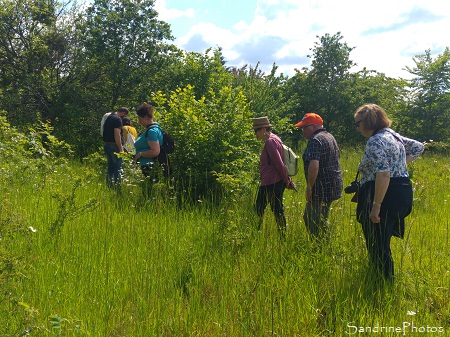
xmin=295 ymin=113 xmax=343 ymax=240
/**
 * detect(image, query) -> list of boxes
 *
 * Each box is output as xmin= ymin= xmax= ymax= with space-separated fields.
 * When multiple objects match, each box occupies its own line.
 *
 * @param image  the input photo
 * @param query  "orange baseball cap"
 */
xmin=294 ymin=113 xmax=323 ymax=128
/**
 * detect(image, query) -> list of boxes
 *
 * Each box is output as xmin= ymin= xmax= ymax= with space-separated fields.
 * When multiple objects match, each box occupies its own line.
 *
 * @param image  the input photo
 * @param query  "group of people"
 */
xmin=102 ymin=103 xmax=424 ymax=282
xmin=101 ymin=103 xmax=164 ymax=189
xmin=254 ymin=104 xmax=424 ymax=282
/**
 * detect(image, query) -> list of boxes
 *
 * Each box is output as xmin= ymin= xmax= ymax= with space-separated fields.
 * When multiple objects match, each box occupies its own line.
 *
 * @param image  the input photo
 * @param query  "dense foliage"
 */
xmin=152 ymin=84 xmax=260 ymax=200
xmin=0 ymin=0 xmax=449 ymax=197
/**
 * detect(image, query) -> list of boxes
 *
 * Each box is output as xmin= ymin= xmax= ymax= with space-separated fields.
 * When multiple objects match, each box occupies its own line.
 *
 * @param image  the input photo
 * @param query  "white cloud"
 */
xmin=179 ymin=23 xmax=237 ymax=50
xmin=154 ymin=0 xmax=195 ymax=21
xmin=156 ymin=0 xmax=450 ymax=78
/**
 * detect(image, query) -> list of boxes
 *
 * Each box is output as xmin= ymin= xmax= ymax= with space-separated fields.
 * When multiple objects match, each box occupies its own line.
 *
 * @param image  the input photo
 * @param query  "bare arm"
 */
xmin=406 ymin=155 xmax=415 ymax=164
xmin=370 ymin=171 xmax=390 ymax=223
xmin=135 ymin=141 xmax=161 ymax=161
xmin=114 ymin=128 xmax=124 ymax=152
xmin=306 ymin=159 xmax=319 ymax=202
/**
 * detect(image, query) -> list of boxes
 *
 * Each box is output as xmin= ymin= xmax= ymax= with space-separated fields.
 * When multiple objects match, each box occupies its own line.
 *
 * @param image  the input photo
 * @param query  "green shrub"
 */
xmin=423 ymin=140 xmax=450 ymax=155
xmin=152 ymin=85 xmax=260 ymax=202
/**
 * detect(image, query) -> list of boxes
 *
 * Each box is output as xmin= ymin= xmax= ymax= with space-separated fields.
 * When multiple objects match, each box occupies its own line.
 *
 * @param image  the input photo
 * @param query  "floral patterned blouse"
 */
xmin=358 ymin=128 xmax=424 ymax=185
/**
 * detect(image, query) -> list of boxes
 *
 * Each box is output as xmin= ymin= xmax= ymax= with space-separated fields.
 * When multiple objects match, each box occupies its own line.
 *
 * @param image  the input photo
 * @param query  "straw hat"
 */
xmin=252 ymin=116 xmax=272 ymax=129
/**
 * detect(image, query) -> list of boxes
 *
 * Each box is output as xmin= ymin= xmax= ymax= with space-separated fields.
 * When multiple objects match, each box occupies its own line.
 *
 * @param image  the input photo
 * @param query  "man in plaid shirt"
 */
xmin=295 ymin=113 xmax=343 ymax=240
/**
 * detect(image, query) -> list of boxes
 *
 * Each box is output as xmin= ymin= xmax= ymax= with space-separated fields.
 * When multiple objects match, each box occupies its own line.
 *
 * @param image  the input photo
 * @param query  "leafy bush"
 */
xmin=423 ymin=140 xmax=450 ymax=155
xmin=152 ymin=85 xmax=260 ymax=201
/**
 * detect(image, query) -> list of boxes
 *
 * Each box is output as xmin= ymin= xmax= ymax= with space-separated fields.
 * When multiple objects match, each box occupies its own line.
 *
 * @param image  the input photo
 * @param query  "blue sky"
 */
xmin=154 ymin=0 xmax=449 ymax=79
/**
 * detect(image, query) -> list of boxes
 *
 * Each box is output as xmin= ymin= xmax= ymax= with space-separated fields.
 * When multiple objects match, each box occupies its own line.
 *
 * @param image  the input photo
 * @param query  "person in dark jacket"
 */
xmin=354 ymin=104 xmax=424 ymax=281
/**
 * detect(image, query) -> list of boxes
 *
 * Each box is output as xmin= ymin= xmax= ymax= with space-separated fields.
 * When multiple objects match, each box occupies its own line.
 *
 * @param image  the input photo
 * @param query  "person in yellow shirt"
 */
xmin=122 ymin=117 xmax=138 ymax=152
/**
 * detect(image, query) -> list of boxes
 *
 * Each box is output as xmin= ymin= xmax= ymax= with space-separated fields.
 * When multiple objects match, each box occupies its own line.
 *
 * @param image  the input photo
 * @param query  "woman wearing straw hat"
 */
xmin=253 ymin=116 xmax=296 ymax=239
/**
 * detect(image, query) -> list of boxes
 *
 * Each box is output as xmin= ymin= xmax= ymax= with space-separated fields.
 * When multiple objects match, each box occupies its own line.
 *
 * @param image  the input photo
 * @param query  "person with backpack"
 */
xmin=295 ymin=112 xmax=343 ymax=242
xmin=102 ymin=107 xmax=129 ymax=187
xmin=134 ymin=103 xmax=162 ymax=173
xmin=134 ymin=103 xmax=173 ymax=198
xmin=253 ymin=116 xmax=296 ymax=239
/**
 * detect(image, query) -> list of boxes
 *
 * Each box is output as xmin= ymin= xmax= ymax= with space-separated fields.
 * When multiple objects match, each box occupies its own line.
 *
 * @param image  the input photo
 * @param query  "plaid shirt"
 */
xmin=302 ymin=129 xmax=343 ymax=201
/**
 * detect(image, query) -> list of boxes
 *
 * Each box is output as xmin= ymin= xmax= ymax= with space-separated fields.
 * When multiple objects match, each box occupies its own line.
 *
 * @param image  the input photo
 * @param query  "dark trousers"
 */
xmin=255 ymin=180 xmax=286 ymax=238
xmin=303 ymin=199 xmax=332 ymax=240
xmin=104 ymin=143 xmax=123 ymax=187
xmin=357 ymin=178 xmax=413 ymax=280
xmin=361 ymin=218 xmax=395 ymax=280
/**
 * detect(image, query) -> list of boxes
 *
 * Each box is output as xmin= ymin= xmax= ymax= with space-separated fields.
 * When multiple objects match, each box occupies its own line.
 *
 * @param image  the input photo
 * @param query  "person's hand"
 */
xmin=134 ymin=152 xmax=142 ymax=163
xmin=370 ymin=204 xmax=381 ymax=223
xmin=286 ymin=179 xmax=297 ymax=191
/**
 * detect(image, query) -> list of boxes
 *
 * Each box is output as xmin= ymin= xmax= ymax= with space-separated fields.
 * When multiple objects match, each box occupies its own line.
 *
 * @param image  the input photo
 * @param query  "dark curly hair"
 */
xmin=136 ymin=103 xmax=154 ymax=119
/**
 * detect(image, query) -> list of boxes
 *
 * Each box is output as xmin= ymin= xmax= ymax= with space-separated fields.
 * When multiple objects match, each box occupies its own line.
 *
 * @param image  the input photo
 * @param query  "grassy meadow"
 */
xmin=1 ymin=148 xmax=449 ymax=336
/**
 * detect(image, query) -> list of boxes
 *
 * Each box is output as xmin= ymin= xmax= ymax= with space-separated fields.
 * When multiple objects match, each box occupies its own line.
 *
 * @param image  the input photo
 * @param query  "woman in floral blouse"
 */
xmin=354 ymin=104 xmax=424 ymax=281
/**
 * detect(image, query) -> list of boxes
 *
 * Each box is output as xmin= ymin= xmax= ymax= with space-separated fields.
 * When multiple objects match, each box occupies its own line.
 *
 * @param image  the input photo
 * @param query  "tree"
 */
xmin=282 ymin=33 xmax=357 ymax=145
xmin=0 ymin=0 xmax=79 ymax=127
xmin=404 ymin=48 xmax=450 ymax=141
xmin=50 ymin=0 xmax=177 ymax=156
xmin=340 ymin=69 xmax=409 ymax=144
xmin=307 ymin=32 xmax=356 ymax=129
xmin=158 ymin=47 xmax=231 ymax=102
xmin=283 ymin=33 xmax=411 ymax=145
xmin=78 ymin=0 xmax=175 ymax=107
xmin=229 ymin=63 xmax=294 ymax=146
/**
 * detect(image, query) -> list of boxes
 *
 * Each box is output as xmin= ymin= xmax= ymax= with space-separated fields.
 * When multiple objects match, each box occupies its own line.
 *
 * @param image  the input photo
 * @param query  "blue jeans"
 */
xmin=104 ymin=143 xmax=123 ymax=186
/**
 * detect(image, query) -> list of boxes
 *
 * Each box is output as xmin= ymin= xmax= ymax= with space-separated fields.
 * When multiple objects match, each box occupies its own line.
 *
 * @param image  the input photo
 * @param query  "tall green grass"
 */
xmin=1 ymin=150 xmax=449 ymax=336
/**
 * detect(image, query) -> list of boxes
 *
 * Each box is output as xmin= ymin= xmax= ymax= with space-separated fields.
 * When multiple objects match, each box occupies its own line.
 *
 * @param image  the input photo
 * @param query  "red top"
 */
xmin=259 ymin=133 xmax=289 ymax=186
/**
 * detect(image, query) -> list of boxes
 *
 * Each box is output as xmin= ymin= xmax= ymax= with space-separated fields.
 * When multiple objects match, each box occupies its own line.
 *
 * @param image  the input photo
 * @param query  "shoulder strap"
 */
xmin=374 ymin=128 xmax=404 ymax=146
xmin=264 ymin=137 xmax=282 ymax=164
xmin=373 ymin=128 xmax=403 ymax=144
xmin=386 ymin=129 xmax=403 ymax=144
xmin=145 ymin=123 xmax=161 ymax=138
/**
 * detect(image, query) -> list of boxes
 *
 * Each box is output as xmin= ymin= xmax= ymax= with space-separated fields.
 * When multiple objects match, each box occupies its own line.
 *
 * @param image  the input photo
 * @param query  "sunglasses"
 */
xmin=354 ymin=119 xmax=363 ymax=128
xmin=301 ymin=124 xmax=313 ymax=130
